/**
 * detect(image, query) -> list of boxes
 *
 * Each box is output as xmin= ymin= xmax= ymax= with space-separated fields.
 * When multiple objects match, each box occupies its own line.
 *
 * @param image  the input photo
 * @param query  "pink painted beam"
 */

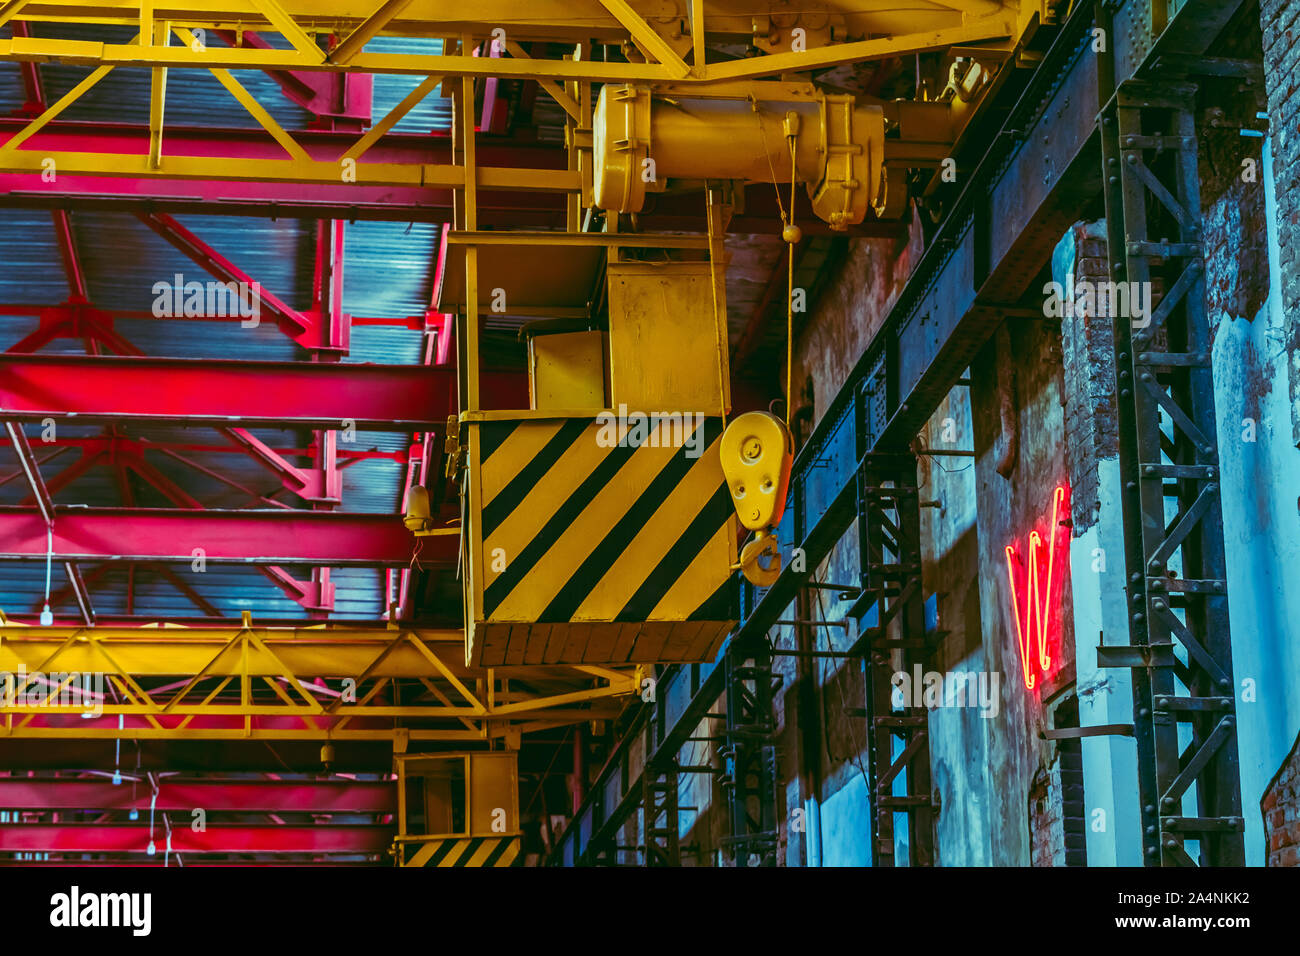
xmin=310 ymin=218 xmax=350 ymax=355
xmin=0 ymin=778 xmax=394 ymax=813
xmin=0 ymin=354 xmax=481 ymax=428
xmin=10 ymin=22 xmax=44 ymax=118
xmin=0 ymin=120 xmax=568 ymax=223
xmin=0 ymin=823 xmax=393 ymax=854
xmin=51 ymin=209 xmax=88 ymax=303
xmin=0 ymin=507 xmax=446 ymax=567
xmin=0 ymin=436 xmax=412 ymax=462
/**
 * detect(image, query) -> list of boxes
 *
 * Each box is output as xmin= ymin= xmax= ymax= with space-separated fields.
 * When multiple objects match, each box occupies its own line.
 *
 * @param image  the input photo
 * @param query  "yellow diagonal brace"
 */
xmin=175 ymin=676 xmax=232 ymax=729
xmin=162 ymin=631 xmax=242 ymax=712
xmin=172 ymin=25 xmax=310 ymax=163
xmin=248 ymin=0 xmax=326 ymax=64
xmin=415 ymin=676 xmax=478 ymax=732
xmin=702 ymin=18 xmax=1015 ymax=81
xmin=504 ymin=40 xmax=580 ymax=121
xmin=405 ymin=633 xmax=485 ymax=714
xmin=330 ymin=0 xmax=417 ymax=65
xmin=571 ymin=664 xmax=635 ymax=687
xmin=8 ymin=631 xmax=80 ymax=701
xmin=321 ymin=632 xmax=412 ymax=714
xmin=103 ymin=674 xmax=164 ymax=731
xmin=262 ymin=676 xmax=324 ymax=732
xmin=342 ymin=72 xmax=441 ymax=162
xmin=35 ymin=672 xmax=79 ymax=709
xmin=87 ymin=640 xmax=160 ymax=711
xmin=0 ymin=52 xmax=124 ymax=155
xmin=0 ymin=0 xmax=31 ymax=31
xmin=148 ymin=20 xmax=169 ymax=169
xmin=332 ymin=676 xmax=390 ymax=730
xmin=242 ymin=629 xmax=324 ymax=713
xmin=491 ymin=685 xmax=629 ymax=717
xmin=597 ymin=0 xmax=689 ymax=78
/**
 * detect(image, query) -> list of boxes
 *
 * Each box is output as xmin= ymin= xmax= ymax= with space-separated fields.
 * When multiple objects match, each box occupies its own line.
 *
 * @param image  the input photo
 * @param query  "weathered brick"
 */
xmin=1263 ymin=731 xmax=1300 ymax=865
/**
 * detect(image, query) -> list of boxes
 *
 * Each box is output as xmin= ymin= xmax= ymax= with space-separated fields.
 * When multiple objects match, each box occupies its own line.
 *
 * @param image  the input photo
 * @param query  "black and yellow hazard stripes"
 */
xmin=464 ymin=414 xmax=739 ymax=667
xmin=399 ymin=834 xmax=522 ymax=867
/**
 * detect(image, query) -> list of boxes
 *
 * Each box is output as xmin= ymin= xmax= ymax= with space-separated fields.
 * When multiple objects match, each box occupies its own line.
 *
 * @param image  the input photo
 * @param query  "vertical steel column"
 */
xmin=853 ymin=453 xmax=933 ymax=866
xmin=719 ymin=645 xmax=778 ymax=866
xmin=642 ymin=761 xmax=681 ymax=866
xmin=1098 ymin=81 xmax=1245 ymax=866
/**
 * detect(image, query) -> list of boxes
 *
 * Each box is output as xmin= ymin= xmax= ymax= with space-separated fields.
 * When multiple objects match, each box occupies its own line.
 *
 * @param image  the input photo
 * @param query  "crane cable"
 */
xmin=758 ymin=104 xmax=801 ymax=429
xmin=786 ymin=131 xmax=798 ymax=429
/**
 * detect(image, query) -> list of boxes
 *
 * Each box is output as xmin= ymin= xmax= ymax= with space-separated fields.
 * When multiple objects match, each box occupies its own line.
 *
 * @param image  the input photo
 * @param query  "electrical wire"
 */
xmin=41 ymin=526 xmax=53 ymax=624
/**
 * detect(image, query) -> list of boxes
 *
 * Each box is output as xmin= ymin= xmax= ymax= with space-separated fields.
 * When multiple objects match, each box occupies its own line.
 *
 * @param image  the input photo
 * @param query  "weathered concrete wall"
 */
xmin=1055 ymin=220 xmax=1146 ymax=866
xmin=968 ymin=312 xmax=1075 ymax=865
xmin=1212 ymin=139 xmax=1300 ymax=865
xmin=919 ymin=386 xmax=991 ymax=866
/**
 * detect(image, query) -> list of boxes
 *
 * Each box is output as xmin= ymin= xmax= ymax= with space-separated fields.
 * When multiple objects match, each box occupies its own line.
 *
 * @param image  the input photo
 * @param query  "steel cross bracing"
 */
xmin=550 ymin=0 xmax=1249 ymax=866
xmin=1096 ymin=81 xmax=1245 ymax=866
xmin=851 ymin=454 xmax=934 ymax=866
xmin=0 ymin=621 xmax=639 ymax=742
xmin=641 ymin=760 xmax=681 ymax=866
xmin=719 ymin=647 xmax=778 ymax=866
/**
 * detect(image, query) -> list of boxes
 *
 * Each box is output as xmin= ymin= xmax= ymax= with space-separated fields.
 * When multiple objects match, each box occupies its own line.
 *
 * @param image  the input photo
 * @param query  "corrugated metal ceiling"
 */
xmin=0 ymin=25 xmax=444 ymax=621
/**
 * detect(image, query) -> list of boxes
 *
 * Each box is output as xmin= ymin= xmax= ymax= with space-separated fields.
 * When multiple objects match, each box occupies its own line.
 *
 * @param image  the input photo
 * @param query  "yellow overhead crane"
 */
xmin=401 ymin=4 xmax=1047 ymax=669
xmin=0 ymin=2 xmax=1052 ymax=762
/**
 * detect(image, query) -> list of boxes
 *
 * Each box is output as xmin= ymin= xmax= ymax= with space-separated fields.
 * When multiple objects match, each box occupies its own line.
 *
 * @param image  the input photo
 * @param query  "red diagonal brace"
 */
xmin=259 ymin=565 xmax=335 ymax=615
xmin=219 ymin=427 xmax=338 ymax=506
xmin=11 ymin=22 xmax=44 ymax=118
xmin=137 ymin=211 xmax=316 ymax=345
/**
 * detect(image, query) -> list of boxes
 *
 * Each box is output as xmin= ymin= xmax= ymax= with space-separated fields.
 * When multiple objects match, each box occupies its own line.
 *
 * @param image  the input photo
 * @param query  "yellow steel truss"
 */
xmin=0 ymin=2 xmax=1027 ymax=83
xmin=0 ymin=618 xmax=640 ymax=742
xmin=0 ymin=4 xmax=1027 ymax=193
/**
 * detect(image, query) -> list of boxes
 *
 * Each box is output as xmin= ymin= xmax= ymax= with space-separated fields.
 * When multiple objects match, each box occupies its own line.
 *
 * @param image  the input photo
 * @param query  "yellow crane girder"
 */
xmin=1 ymin=1 xmax=1029 ymax=84
xmin=0 ymin=621 xmax=639 ymax=742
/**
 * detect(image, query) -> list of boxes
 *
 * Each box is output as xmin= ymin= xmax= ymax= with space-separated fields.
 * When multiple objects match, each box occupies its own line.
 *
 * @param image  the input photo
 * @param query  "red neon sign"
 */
xmin=1004 ymin=484 xmax=1070 ymax=690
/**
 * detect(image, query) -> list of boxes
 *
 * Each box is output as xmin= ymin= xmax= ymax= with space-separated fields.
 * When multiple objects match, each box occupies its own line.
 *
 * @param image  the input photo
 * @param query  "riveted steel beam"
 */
xmin=0 ymin=624 xmax=639 ymax=741
xmin=0 ymin=507 xmax=446 ymax=566
xmin=0 ymin=354 xmax=522 ymax=429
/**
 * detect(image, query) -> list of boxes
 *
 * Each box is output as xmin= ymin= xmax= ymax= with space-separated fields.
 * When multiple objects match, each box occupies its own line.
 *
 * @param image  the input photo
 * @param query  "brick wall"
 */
xmin=1028 ymin=698 xmax=1088 ymax=867
xmin=1259 ymin=0 xmax=1300 ymax=443
xmin=1029 ymin=764 xmax=1065 ymax=866
xmin=1058 ymin=220 xmax=1118 ymax=534
xmin=1262 ymin=731 xmax=1300 ymax=866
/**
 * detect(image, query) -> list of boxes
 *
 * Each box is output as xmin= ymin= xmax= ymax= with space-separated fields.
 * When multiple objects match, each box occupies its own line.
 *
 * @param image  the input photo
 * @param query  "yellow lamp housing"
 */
xmin=403 ymin=484 xmax=434 ymax=533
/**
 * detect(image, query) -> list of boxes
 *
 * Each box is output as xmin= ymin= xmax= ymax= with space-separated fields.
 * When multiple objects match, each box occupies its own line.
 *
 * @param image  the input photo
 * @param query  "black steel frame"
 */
xmin=549 ymin=0 xmax=1249 ymax=868
xmin=853 ymin=454 xmax=935 ymax=865
xmin=1097 ymin=79 xmax=1246 ymax=866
